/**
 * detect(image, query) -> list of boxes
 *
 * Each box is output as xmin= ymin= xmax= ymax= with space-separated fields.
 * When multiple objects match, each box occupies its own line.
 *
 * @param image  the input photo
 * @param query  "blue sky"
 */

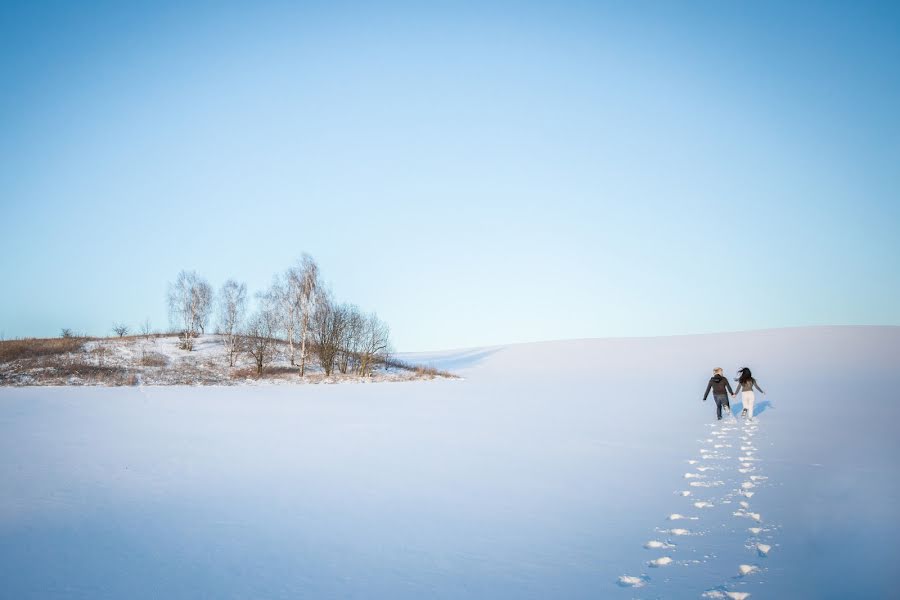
xmin=1 ymin=0 xmax=898 ymax=351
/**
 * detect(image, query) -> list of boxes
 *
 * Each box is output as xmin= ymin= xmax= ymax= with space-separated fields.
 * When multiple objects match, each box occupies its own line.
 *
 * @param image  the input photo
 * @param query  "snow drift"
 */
xmin=0 ymin=326 xmax=897 ymax=598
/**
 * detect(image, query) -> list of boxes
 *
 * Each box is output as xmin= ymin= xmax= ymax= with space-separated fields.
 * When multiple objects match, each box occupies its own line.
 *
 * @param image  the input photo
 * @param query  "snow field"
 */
xmin=3 ymin=327 xmax=899 ymax=599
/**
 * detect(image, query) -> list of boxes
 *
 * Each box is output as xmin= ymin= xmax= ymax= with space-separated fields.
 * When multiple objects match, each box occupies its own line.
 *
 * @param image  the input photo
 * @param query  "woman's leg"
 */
xmin=743 ymin=391 xmax=755 ymax=419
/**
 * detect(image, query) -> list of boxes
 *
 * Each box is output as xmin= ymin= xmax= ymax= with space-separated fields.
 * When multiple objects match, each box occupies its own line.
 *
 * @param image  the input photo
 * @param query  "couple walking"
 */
xmin=702 ymin=367 xmax=765 ymax=420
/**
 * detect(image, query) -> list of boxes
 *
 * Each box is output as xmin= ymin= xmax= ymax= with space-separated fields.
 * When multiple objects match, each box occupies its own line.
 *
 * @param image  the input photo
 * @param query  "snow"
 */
xmin=1 ymin=326 xmax=898 ymax=598
xmin=617 ymin=574 xmax=648 ymax=588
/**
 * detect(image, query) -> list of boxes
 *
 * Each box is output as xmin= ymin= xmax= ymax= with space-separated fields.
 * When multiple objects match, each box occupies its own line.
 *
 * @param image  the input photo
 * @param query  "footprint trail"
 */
xmin=616 ymin=413 xmax=778 ymax=598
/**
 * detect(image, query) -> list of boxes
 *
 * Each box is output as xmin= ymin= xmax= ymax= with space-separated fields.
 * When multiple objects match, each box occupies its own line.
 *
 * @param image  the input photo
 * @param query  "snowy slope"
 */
xmin=0 ymin=326 xmax=897 ymax=599
xmin=1 ymin=334 xmax=438 ymax=386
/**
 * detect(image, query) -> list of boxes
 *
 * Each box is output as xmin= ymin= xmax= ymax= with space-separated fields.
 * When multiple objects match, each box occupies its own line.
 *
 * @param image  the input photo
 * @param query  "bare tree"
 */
xmin=310 ymin=290 xmax=348 ymax=376
xmin=167 ymin=270 xmax=213 ymax=350
xmin=243 ymin=307 xmax=279 ymax=376
xmin=338 ymin=305 xmax=365 ymax=375
xmin=358 ymin=312 xmax=391 ymax=376
xmin=219 ymin=279 xmax=247 ymax=367
xmin=194 ymin=280 xmax=213 ymax=334
xmin=217 ymin=279 xmax=247 ymax=367
xmin=268 ymin=266 xmax=304 ymax=367
xmin=112 ymin=323 xmax=129 ymax=337
xmin=297 ymin=254 xmax=320 ymax=377
xmin=140 ymin=318 xmax=153 ymax=339
xmin=61 ymin=328 xmax=74 ymax=339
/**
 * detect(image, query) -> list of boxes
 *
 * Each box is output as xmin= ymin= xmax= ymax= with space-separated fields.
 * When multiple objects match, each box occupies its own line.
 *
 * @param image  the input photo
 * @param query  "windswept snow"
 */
xmin=1 ymin=326 xmax=898 ymax=598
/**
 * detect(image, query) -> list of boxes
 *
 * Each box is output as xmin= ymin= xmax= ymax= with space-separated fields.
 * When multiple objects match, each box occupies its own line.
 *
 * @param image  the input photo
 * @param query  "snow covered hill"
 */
xmin=0 ymin=326 xmax=897 ymax=598
xmin=0 ymin=334 xmax=447 ymax=386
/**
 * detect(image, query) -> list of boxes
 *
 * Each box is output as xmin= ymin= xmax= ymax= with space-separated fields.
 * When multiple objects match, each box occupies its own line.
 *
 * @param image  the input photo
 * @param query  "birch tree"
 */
xmin=167 ymin=270 xmax=213 ymax=350
xmin=297 ymin=254 xmax=319 ymax=377
xmin=217 ymin=279 xmax=247 ymax=367
xmin=266 ymin=275 xmax=293 ymax=365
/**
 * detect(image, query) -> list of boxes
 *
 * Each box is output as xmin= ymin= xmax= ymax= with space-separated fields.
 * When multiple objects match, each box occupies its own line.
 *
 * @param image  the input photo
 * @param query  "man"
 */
xmin=703 ymin=367 xmax=734 ymax=420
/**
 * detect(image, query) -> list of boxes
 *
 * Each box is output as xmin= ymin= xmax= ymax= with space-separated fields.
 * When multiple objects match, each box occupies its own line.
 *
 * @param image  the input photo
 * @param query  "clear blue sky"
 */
xmin=1 ymin=1 xmax=898 ymax=351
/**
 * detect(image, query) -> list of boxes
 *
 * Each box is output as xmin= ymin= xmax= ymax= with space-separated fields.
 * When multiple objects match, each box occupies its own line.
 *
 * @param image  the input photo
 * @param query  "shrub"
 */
xmin=140 ymin=352 xmax=169 ymax=367
xmin=0 ymin=337 xmax=85 ymax=363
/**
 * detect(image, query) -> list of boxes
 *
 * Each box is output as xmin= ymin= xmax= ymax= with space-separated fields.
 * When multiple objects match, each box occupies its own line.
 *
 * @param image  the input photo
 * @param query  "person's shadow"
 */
xmin=730 ymin=399 xmax=773 ymax=418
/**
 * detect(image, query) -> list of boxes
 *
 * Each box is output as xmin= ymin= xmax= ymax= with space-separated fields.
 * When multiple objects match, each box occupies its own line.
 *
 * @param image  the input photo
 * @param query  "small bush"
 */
xmin=0 ymin=337 xmax=86 ymax=363
xmin=140 ymin=352 xmax=169 ymax=367
xmin=55 ymin=361 xmax=130 ymax=383
xmin=229 ymin=367 xmax=258 ymax=380
xmin=178 ymin=330 xmax=195 ymax=351
xmin=383 ymin=357 xmax=456 ymax=379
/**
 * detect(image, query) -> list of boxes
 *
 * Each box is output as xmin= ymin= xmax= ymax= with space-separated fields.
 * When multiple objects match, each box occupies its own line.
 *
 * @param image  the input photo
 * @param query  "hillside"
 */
xmin=0 ymin=334 xmax=451 ymax=386
xmin=1 ymin=326 xmax=898 ymax=598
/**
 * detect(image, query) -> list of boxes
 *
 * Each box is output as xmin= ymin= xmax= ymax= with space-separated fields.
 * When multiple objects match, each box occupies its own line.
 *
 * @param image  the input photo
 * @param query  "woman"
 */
xmin=732 ymin=367 xmax=765 ymax=419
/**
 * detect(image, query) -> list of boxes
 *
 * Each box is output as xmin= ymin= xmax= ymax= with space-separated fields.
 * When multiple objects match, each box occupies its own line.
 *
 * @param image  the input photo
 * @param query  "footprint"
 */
xmin=648 ymin=556 xmax=673 ymax=567
xmin=684 ymin=473 xmax=705 ymax=479
xmin=702 ymin=591 xmax=751 ymax=600
xmin=750 ymin=476 xmax=768 ymax=482
xmin=617 ymin=574 xmax=649 ymax=588
xmin=667 ymin=513 xmax=699 ymax=521
xmin=691 ymin=480 xmax=724 ymax=487
xmin=733 ymin=510 xmax=761 ymax=522
xmin=644 ymin=540 xmax=674 ymax=549
xmin=748 ymin=527 xmax=763 ymax=535
xmin=756 ymin=543 xmax=771 ymax=556
xmin=739 ymin=501 xmax=750 ymax=509
xmin=738 ymin=468 xmax=754 ymax=474
xmin=693 ymin=501 xmax=714 ymax=509
xmin=669 ymin=528 xmax=691 ymax=536
xmin=738 ymin=564 xmax=759 ymax=576
xmin=741 ymin=482 xmax=755 ymax=489
xmin=678 ymin=490 xmax=692 ymax=497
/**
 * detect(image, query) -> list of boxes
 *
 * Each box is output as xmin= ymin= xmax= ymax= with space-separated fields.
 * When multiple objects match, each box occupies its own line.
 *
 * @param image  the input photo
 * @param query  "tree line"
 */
xmin=166 ymin=254 xmax=391 ymax=377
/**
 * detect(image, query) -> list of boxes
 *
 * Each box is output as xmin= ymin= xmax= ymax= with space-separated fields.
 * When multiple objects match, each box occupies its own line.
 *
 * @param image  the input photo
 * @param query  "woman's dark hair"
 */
xmin=736 ymin=367 xmax=752 ymax=384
